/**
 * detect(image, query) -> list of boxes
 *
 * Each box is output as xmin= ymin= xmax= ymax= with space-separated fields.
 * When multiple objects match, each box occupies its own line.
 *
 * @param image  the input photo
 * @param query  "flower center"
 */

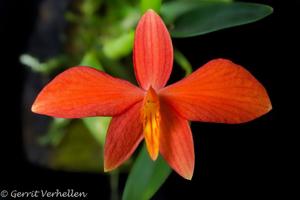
xmin=142 ymin=86 xmax=160 ymax=160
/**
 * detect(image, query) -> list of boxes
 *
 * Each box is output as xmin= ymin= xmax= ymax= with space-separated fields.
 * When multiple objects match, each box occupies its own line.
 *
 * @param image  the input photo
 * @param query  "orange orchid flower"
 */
xmin=32 ymin=10 xmax=272 ymax=180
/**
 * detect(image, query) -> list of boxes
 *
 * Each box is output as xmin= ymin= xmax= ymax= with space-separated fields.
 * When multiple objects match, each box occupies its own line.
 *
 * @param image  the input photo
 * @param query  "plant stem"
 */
xmin=110 ymin=170 xmax=119 ymax=200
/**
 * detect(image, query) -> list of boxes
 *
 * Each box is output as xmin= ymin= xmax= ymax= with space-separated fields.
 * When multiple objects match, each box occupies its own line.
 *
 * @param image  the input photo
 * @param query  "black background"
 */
xmin=0 ymin=0 xmax=296 ymax=199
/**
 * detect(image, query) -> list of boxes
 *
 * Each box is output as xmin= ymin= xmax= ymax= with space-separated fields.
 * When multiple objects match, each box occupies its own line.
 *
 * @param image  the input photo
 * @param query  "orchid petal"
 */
xmin=104 ymin=102 xmax=144 ymax=171
xmin=133 ymin=10 xmax=173 ymax=90
xmin=32 ymin=66 xmax=144 ymax=118
xmin=160 ymin=59 xmax=272 ymax=124
xmin=159 ymin=100 xmax=195 ymax=180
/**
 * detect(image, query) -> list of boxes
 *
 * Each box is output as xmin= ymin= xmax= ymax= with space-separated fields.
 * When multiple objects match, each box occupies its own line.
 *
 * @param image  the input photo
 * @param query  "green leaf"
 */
xmin=161 ymin=0 xmax=233 ymax=24
xmin=82 ymin=117 xmax=111 ymax=146
xmin=20 ymin=54 xmax=65 ymax=74
xmin=140 ymin=0 xmax=162 ymax=13
xmin=103 ymin=30 xmax=134 ymax=60
xmin=199 ymin=0 xmax=233 ymax=2
xmin=122 ymin=146 xmax=171 ymax=200
xmin=81 ymin=0 xmax=102 ymax=17
xmin=174 ymin=49 xmax=192 ymax=76
xmin=205 ymin=0 xmax=232 ymax=2
xmin=161 ymin=1 xmax=203 ymax=24
xmin=121 ymin=8 xmax=140 ymax=30
xmin=170 ymin=2 xmax=273 ymax=38
xmin=38 ymin=118 xmax=71 ymax=146
xmin=80 ymin=50 xmax=104 ymax=70
xmin=51 ymin=120 xmax=103 ymax=172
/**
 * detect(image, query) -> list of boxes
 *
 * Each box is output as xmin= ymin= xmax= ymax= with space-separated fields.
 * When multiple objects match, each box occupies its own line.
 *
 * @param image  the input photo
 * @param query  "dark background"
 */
xmin=0 ymin=0 xmax=296 ymax=199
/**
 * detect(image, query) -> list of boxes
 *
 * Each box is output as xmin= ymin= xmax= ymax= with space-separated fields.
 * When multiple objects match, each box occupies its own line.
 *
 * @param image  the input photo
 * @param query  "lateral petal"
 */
xmin=32 ymin=66 xmax=144 ymax=118
xmin=160 ymin=101 xmax=195 ymax=180
xmin=104 ymin=102 xmax=143 ymax=171
xmin=160 ymin=59 xmax=272 ymax=124
xmin=133 ymin=10 xmax=173 ymax=90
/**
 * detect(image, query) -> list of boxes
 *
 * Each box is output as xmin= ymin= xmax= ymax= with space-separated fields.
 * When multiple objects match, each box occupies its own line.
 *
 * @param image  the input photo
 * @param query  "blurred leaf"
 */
xmin=51 ymin=120 xmax=103 ymax=172
xmin=121 ymin=8 xmax=140 ymax=30
xmin=140 ymin=0 xmax=162 ymax=13
xmin=80 ymin=50 xmax=104 ymax=70
xmin=206 ymin=0 xmax=232 ymax=2
xmin=122 ymin=146 xmax=171 ymax=200
xmin=39 ymin=118 xmax=71 ymax=146
xmin=82 ymin=117 xmax=111 ymax=146
xmin=81 ymin=0 xmax=103 ymax=17
xmin=65 ymin=11 xmax=79 ymax=23
xmin=170 ymin=2 xmax=273 ymax=38
xmin=20 ymin=54 xmax=64 ymax=74
xmin=103 ymin=30 xmax=134 ymax=60
xmin=161 ymin=0 xmax=233 ymax=24
xmin=174 ymin=49 xmax=192 ymax=76
xmin=161 ymin=1 xmax=201 ymax=24
xmin=199 ymin=0 xmax=233 ymax=2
